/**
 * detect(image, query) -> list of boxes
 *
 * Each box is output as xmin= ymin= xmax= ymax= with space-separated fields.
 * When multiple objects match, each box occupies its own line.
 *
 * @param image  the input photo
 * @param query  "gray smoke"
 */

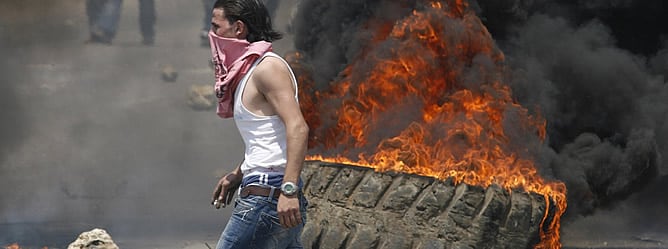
xmin=1 ymin=0 xmax=303 ymax=245
xmin=0 ymin=1 xmax=43 ymax=169
xmin=0 ymin=40 xmax=27 ymax=165
xmin=291 ymin=0 xmax=668 ymax=229
xmin=0 ymin=1 xmax=246 ymax=246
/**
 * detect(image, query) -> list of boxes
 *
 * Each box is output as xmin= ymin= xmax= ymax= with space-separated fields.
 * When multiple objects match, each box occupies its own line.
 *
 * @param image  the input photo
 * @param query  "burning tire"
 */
xmin=300 ymin=161 xmax=554 ymax=249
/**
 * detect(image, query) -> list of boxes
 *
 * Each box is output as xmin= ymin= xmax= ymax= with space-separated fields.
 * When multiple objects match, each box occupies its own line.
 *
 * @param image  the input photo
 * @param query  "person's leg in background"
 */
xmin=138 ymin=0 xmax=156 ymax=45
xmin=200 ymin=0 xmax=215 ymax=47
xmin=86 ymin=0 xmax=102 ymax=36
xmin=86 ymin=0 xmax=123 ymax=44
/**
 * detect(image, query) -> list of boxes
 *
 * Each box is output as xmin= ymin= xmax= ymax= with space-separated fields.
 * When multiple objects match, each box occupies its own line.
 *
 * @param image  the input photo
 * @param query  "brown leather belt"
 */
xmin=239 ymin=185 xmax=281 ymax=198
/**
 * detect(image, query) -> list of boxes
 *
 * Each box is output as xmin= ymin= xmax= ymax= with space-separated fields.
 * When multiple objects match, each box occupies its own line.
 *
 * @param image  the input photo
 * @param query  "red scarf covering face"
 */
xmin=209 ymin=30 xmax=272 ymax=119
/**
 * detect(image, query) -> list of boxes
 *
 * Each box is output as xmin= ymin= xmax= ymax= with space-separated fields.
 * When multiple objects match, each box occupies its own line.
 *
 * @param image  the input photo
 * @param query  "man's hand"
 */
xmin=212 ymin=172 xmax=242 ymax=209
xmin=277 ymin=194 xmax=302 ymax=228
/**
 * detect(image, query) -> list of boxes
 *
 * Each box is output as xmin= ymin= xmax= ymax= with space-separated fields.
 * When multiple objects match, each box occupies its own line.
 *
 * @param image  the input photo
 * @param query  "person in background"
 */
xmin=86 ymin=0 xmax=122 ymax=44
xmin=86 ymin=0 xmax=155 ymax=45
xmin=206 ymin=0 xmax=309 ymax=248
xmin=200 ymin=0 xmax=215 ymax=46
xmin=138 ymin=0 xmax=156 ymax=45
xmin=200 ymin=0 xmax=278 ymax=47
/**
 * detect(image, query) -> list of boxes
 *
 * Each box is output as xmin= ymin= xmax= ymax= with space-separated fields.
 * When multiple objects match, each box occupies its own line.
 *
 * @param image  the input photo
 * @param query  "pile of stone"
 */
xmin=187 ymin=84 xmax=217 ymax=110
xmin=67 ymin=228 xmax=119 ymax=249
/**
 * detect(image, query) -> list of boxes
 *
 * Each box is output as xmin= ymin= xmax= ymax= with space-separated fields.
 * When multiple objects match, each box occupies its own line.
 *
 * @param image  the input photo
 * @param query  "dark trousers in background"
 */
xmin=138 ymin=0 xmax=156 ymax=44
xmin=86 ymin=0 xmax=156 ymax=44
xmin=86 ymin=0 xmax=123 ymax=42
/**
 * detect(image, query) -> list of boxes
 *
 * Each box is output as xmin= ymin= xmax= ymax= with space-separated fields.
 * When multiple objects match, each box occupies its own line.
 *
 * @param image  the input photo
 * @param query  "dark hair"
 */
xmin=213 ymin=0 xmax=282 ymax=42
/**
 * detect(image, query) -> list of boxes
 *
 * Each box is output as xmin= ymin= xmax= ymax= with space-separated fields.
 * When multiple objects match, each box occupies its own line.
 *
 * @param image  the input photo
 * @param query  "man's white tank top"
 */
xmin=234 ymin=52 xmax=299 ymax=176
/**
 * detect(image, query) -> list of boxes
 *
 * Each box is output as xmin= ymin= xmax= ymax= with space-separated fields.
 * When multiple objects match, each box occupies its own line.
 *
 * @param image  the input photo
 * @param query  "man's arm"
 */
xmin=255 ymin=57 xmax=309 ymax=184
xmin=255 ymin=57 xmax=309 ymax=228
xmin=212 ymin=161 xmax=243 ymax=209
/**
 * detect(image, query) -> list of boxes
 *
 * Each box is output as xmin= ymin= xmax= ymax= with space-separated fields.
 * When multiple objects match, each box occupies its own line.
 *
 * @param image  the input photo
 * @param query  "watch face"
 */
xmin=282 ymin=182 xmax=297 ymax=195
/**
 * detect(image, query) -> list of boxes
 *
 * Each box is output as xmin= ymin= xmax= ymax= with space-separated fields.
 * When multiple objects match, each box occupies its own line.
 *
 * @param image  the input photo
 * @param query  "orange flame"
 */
xmin=300 ymin=0 xmax=566 ymax=248
xmin=3 ymin=244 xmax=46 ymax=249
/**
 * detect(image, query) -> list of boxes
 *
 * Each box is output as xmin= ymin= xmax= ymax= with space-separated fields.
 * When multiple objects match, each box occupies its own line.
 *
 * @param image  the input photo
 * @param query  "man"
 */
xmin=207 ymin=0 xmax=309 ymax=248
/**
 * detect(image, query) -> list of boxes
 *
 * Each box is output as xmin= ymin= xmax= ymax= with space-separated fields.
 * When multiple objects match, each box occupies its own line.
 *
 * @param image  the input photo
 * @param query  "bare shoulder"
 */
xmin=255 ymin=55 xmax=289 ymax=75
xmin=253 ymin=56 xmax=293 ymax=90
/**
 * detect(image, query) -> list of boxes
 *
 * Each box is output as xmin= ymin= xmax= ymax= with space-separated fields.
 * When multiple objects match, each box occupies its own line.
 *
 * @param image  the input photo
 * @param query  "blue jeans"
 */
xmin=216 ymin=193 xmax=308 ymax=249
xmin=86 ymin=0 xmax=123 ymax=40
xmin=87 ymin=0 xmax=155 ymax=42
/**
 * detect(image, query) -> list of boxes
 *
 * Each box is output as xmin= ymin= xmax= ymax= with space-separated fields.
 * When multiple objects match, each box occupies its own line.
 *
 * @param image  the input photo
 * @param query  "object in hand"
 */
xmin=213 ymin=198 xmax=225 ymax=209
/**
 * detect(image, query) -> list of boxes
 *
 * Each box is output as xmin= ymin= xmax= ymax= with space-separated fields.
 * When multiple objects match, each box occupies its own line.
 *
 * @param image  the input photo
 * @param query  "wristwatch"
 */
xmin=281 ymin=182 xmax=298 ymax=196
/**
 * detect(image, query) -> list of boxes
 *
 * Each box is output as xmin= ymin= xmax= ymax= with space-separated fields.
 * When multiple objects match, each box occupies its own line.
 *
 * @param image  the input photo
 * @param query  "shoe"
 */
xmin=86 ymin=30 xmax=112 ymax=45
xmin=142 ymin=37 xmax=155 ymax=46
xmin=85 ymin=35 xmax=112 ymax=45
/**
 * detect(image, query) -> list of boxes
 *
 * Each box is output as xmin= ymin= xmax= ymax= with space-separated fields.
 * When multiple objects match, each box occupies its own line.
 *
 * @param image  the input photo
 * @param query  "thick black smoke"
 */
xmin=475 ymin=0 xmax=668 ymax=56
xmin=292 ymin=0 xmax=417 ymax=88
xmin=291 ymin=0 xmax=668 ymax=228
xmin=475 ymin=0 xmax=668 ymax=221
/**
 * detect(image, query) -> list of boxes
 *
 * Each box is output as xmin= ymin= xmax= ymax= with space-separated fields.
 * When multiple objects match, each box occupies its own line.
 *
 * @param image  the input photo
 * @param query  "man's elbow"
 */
xmin=296 ymin=122 xmax=309 ymax=139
